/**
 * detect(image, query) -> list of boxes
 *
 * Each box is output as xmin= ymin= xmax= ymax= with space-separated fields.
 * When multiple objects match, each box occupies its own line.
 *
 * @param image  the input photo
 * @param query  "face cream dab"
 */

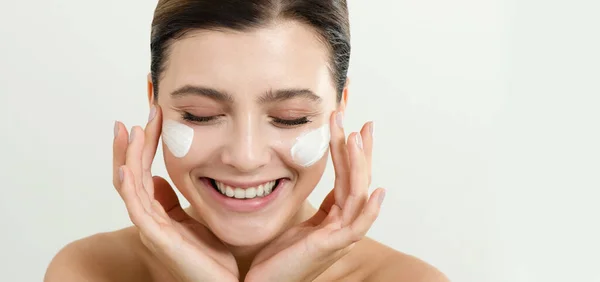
xmin=162 ymin=120 xmax=194 ymax=158
xmin=290 ymin=124 xmax=331 ymax=167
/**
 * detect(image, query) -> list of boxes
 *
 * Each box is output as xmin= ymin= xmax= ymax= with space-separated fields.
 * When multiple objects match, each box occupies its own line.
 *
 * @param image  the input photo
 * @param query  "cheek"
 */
xmin=162 ymin=120 xmax=331 ymax=170
xmin=294 ymin=152 xmax=329 ymax=189
xmin=289 ymin=124 xmax=330 ymax=167
xmin=161 ymin=120 xmax=220 ymax=171
xmin=162 ymin=120 xmax=193 ymax=158
xmin=267 ymin=123 xmax=331 ymax=170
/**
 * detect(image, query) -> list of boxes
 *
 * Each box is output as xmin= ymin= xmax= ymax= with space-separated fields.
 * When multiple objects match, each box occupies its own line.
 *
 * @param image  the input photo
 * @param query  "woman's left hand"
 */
xmin=244 ymin=112 xmax=386 ymax=282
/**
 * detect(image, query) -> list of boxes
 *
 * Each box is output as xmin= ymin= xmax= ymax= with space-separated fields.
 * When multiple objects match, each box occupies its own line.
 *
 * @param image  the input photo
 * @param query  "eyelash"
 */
xmin=271 ymin=117 xmax=312 ymax=127
xmin=180 ymin=112 xmax=312 ymax=127
xmin=181 ymin=112 xmax=219 ymax=123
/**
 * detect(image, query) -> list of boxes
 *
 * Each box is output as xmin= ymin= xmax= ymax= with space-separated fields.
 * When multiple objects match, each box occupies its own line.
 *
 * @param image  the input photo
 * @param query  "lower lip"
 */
xmin=199 ymin=178 xmax=287 ymax=213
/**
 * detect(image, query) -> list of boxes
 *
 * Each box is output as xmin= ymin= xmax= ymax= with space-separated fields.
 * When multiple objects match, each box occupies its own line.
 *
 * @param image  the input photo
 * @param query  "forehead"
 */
xmin=160 ymin=21 xmax=336 ymax=100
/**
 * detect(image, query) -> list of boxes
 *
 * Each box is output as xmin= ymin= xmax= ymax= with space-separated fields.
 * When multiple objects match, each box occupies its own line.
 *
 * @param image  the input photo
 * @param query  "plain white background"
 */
xmin=1 ymin=0 xmax=598 ymax=281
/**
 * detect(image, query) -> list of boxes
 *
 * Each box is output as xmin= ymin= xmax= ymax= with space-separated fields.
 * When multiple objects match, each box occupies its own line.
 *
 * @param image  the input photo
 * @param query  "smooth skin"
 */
xmin=45 ymin=108 xmax=447 ymax=282
xmin=120 ymin=105 xmax=385 ymax=281
xmin=44 ymin=21 xmax=449 ymax=282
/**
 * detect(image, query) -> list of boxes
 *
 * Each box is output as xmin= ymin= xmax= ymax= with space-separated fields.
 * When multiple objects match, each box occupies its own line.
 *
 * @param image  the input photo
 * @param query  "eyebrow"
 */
xmin=258 ymin=89 xmax=322 ymax=104
xmin=170 ymin=84 xmax=322 ymax=104
xmin=170 ymin=85 xmax=234 ymax=103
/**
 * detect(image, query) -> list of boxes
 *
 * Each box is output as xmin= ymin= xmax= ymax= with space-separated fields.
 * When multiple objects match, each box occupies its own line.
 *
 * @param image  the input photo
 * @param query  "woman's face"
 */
xmin=151 ymin=21 xmax=342 ymax=246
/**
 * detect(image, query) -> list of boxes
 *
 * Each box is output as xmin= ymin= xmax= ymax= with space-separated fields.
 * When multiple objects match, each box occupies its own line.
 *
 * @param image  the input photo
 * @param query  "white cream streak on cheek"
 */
xmin=162 ymin=120 xmax=194 ymax=158
xmin=291 ymin=124 xmax=331 ymax=167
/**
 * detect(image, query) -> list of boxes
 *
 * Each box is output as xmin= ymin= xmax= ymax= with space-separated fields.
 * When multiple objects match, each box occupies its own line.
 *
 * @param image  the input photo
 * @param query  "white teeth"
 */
xmin=225 ymin=186 xmax=234 ymax=197
xmin=245 ymin=188 xmax=257 ymax=198
xmin=257 ymin=185 xmax=265 ymax=196
xmin=234 ymin=188 xmax=245 ymax=199
xmin=213 ymin=180 xmax=277 ymax=199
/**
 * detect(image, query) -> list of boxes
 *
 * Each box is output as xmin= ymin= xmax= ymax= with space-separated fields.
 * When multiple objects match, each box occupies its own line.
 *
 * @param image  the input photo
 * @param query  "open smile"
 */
xmin=210 ymin=178 xmax=282 ymax=199
xmin=198 ymin=177 xmax=288 ymax=213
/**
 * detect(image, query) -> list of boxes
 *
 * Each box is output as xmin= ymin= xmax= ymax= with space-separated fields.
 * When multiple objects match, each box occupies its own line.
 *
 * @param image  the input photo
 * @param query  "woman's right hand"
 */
xmin=112 ymin=105 xmax=239 ymax=282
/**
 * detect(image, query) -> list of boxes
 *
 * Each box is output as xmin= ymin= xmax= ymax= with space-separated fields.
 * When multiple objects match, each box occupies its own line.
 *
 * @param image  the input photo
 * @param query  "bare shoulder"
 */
xmin=319 ymin=237 xmax=449 ymax=282
xmin=44 ymin=227 xmax=153 ymax=282
xmin=361 ymin=238 xmax=449 ymax=282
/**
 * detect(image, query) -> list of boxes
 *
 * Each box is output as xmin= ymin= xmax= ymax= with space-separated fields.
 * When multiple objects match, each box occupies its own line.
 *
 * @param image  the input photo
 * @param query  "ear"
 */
xmin=338 ymin=78 xmax=350 ymax=112
xmin=147 ymin=72 xmax=155 ymax=107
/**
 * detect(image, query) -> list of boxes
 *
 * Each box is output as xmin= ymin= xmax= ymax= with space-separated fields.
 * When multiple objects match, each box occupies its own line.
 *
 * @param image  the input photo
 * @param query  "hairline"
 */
xmin=152 ymin=18 xmax=339 ymax=102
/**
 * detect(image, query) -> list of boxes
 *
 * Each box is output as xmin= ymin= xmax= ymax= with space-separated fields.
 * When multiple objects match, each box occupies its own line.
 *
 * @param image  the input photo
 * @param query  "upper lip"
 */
xmin=208 ymin=178 xmax=281 ymax=189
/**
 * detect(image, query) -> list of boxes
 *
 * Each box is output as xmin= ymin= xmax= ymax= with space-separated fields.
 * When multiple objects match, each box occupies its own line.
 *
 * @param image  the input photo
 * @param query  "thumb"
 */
xmin=152 ymin=176 xmax=189 ymax=222
xmin=318 ymin=188 xmax=336 ymax=214
xmin=306 ymin=189 xmax=337 ymax=225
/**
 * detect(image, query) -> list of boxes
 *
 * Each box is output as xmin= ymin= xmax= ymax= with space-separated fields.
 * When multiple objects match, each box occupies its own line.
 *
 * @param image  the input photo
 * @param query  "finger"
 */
xmin=141 ymin=105 xmax=163 ymax=198
xmin=342 ymin=132 xmax=369 ymax=226
xmin=123 ymin=169 xmax=180 ymax=257
xmin=122 ymin=167 xmax=205 ymax=270
xmin=330 ymin=188 xmax=385 ymax=249
xmin=126 ymin=126 xmax=151 ymax=209
xmin=119 ymin=166 xmax=169 ymax=242
xmin=112 ymin=121 xmax=129 ymax=192
xmin=318 ymin=189 xmax=336 ymax=214
xmin=321 ymin=204 xmax=342 ymax=228
xmin=153 ymin=176 xmax=190 ymax=222
xmin=360 ymin=121 xmax=374 ymax=185
xmin=142 ymin=105 xmax=162 ymax=173
xmin=329 ymin=110 xmax=350 ymax=208
xmin=306 ymin=188 xmax=336 ymax=225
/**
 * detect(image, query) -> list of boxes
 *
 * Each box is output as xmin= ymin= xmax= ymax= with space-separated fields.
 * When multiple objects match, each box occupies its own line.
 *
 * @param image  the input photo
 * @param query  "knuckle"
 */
xmin=349 ymin=231 xmax=364 ymax=243
xmin=348 ymin=224 xmax=367 ymax=242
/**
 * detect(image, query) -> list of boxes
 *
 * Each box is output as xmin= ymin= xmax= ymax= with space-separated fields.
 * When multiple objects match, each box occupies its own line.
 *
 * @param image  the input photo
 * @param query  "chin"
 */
xmin=183 ymin=176 xmax=302 ymax=246
xmin=209 ymin=216 xmax=286 ymax=247
xmin=166 ymin=153 xmax=328 ymax=247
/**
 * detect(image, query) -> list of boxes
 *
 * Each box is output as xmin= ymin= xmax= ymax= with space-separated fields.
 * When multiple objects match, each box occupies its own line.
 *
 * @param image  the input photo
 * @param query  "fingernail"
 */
xmin=129 ymin=128 xmax=136 ymax=144
xmin=355 ymin=133 xmax=363 ymax=150
xmin=118 ymin=167 xmax=124 ymax=182
xmin=148 ymin=106 xmax=156 ymax=122
xmin=370 ymin=122 xmax=374 ymax=137
xmin=336 ymin=111 xmax=344 ymax=129
xmin=378 ymin=190 xmax=386 ymax=205
xmin=114 ymin=121 xmax=119 ymax=138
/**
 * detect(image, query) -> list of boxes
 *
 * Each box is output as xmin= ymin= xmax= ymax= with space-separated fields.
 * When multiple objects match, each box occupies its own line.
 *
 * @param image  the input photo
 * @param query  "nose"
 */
xmin=221 ymin=118 xmax=271 ymax=173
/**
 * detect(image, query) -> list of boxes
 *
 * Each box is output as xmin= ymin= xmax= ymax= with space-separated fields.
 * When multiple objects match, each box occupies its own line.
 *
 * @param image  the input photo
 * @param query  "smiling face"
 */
xmin=150 ymin=20 xmax=343 ymax=247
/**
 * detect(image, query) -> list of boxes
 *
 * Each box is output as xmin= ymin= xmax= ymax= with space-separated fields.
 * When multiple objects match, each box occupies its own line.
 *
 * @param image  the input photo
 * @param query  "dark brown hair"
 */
xmin=150 ymin=0 xmax=351 ymax=102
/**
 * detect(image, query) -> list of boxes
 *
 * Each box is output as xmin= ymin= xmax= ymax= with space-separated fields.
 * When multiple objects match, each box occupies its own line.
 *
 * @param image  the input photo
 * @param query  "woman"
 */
xmin=45 ymin=0 xmax=448 ymax=281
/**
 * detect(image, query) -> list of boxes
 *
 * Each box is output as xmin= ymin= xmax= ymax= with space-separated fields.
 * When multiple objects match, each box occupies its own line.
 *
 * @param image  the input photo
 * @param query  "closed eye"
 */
xmin=271 ymin=117 xmax=312 ymax=127
xmin=180 ymin=111 xmax=312 ymax=128
xmin=181 ymin=112 xmax=221 ymax=123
